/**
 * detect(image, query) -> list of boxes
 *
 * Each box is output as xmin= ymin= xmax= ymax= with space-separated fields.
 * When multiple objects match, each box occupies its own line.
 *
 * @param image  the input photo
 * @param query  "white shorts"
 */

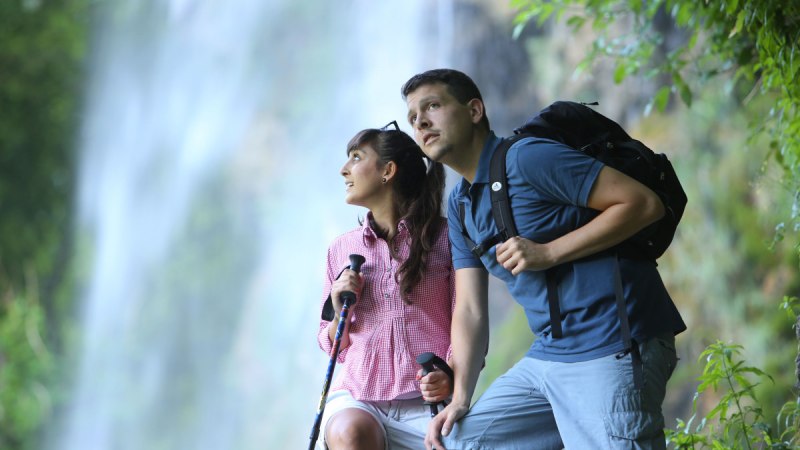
xmin=319 ymin=390 xmax=433 ymax=450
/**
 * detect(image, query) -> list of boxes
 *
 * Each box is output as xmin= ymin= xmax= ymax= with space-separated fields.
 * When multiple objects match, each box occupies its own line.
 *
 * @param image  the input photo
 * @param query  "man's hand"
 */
xmin=424 ymin=400 xmax=469 ymax=450
xmin=417 ymin=369 xmax=452 ymax=403
xmin=495 ymin=236 xmax=555 ymax=274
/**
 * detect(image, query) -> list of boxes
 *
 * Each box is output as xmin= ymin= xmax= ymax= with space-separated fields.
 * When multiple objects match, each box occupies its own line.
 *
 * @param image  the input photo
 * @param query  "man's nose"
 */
xmin=414 ymin=113 xmax=430 ymax=130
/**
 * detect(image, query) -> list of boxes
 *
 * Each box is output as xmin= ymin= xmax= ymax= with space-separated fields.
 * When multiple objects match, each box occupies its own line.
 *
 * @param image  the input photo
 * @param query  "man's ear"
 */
xmin=467 ymin=98 xmax=485 ymax=125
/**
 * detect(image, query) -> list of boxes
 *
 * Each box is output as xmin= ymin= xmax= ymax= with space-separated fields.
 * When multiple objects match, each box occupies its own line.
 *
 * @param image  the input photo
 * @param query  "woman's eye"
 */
xmin=408 ymin=115 xmax=417 ymax=125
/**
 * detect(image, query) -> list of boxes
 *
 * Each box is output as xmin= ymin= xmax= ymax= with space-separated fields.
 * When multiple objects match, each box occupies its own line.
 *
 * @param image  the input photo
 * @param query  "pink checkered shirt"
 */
xmin=317 ymin=216 xmax=454 ymax=401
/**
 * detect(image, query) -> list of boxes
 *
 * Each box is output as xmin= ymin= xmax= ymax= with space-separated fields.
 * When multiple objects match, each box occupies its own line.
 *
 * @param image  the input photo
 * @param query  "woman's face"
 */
xmin=340 ymin=143 xmax=387 ymax=208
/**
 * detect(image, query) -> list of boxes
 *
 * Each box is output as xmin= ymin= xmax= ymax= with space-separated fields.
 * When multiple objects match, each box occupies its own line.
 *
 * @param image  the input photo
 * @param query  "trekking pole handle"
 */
xmin=340 ymin=254 xmax=365 ymax=306
xmin=416 ymin=352 xmax=455 ymax=417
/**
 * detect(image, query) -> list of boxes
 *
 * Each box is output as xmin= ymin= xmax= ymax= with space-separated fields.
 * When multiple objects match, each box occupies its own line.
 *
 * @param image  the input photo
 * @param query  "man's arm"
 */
xmin=425 ymin=267 xmax=489 ymax=450
xmin=496 ymin=165 xmax=665 ymax=274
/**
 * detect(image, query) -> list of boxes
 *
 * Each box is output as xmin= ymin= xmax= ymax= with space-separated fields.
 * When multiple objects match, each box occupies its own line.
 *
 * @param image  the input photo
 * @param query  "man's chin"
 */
xmin=428 ymin=146 xmax=451 ymax=163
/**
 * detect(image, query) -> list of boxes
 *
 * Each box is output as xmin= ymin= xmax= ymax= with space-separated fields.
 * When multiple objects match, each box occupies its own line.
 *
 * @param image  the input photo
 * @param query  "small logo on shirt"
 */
xmin=491 ymin=182 xmax=503 ymax=192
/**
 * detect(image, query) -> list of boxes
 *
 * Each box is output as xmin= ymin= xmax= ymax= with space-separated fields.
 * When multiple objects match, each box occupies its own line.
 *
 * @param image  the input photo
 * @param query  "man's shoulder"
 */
xmin=506 ymin=135 xmax=573 ymax=155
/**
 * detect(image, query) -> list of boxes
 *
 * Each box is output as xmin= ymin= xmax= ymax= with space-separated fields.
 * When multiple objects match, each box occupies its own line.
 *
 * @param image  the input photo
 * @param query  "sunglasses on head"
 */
xmin=379 ymin=120 xmax=399 ymax=131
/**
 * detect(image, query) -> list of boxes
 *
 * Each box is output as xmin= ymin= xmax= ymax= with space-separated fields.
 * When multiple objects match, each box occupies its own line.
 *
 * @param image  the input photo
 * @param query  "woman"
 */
xmin=316 ymin=122 xmax=454 ymax=449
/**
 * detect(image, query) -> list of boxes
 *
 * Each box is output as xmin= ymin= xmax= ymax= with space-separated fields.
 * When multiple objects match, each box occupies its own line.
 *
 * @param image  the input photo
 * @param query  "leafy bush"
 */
xmin=666 ymin=341 xmax=799 ymax=449
xmin=0 ymin=288 xmax=55 ymax=450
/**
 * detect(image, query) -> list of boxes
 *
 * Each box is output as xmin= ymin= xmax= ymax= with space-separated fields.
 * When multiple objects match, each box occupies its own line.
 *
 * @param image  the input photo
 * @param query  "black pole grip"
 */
xmin=340 ymin=254 xmax=365 ymax=306
xmin=417 ymin=352 xmax=437 ymax=376
xmin=416 ymin=352 xmax=454 ymax=382
xmin=416 ymin=352 xmax=454 ymax=417
xmin=417 ymin=352 xmax=439 ymax=417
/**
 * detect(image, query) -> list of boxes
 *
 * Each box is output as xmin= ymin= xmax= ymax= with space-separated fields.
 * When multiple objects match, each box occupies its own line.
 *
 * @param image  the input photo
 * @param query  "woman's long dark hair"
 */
xmin=346 ymin=128 xmax=446 ymax=300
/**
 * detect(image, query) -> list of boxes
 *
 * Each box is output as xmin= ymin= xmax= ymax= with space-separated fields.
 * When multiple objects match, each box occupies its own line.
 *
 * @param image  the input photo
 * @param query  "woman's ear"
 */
xmin=382 ymin=160 xmax=398 ymax=183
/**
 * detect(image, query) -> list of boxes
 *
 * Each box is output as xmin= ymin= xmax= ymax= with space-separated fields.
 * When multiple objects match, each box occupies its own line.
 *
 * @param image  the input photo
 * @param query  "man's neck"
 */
xmin=450 ymin=129 xmax=489 ymax=184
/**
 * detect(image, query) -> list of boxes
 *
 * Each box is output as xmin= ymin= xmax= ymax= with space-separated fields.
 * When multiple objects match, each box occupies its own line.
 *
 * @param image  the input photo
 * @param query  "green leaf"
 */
xmin=613 ymin=63 xmax=627 ymax=84
xmin=729 ymin=10 xmax=745 ymax=38
xmin=675 ymin=77 xmax=692 ymax=107
xmin=653 ymin=86 xmax=670 ymax=112
xmin=566 ymin=15 xmax=586 ymax=29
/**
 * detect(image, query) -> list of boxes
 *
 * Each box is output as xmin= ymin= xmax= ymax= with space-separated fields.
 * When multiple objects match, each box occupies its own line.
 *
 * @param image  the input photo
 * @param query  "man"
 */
xmin=403 ymin=68 xmax=686 ymax=449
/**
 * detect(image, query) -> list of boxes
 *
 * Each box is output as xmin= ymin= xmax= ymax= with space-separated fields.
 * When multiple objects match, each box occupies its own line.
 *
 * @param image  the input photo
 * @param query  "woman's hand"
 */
xmin=327 ymin=269 xmax=364 ymax=345
xmin=417 ymin=368 xmax=452 ymax=403
xmin=330 ymin=269 xmax=364 ymax=313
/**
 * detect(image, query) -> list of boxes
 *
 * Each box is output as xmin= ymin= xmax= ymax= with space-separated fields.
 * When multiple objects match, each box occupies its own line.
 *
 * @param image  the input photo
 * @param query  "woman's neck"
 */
xmin=369 ymin=204 xmax=398 ymax=241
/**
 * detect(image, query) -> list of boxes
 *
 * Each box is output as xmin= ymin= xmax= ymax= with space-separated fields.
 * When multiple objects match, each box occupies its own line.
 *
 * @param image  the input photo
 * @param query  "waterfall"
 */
xmin=53 ymin=1 xmax=456 ymax=448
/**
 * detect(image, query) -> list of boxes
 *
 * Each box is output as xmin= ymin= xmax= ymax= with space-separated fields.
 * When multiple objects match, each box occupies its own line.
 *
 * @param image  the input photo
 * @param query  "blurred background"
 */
xmin=1 ymin=0 xmax=798 ymax=449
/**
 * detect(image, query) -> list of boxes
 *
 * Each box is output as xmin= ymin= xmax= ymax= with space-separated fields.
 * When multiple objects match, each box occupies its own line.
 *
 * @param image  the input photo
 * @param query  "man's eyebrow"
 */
xmin=407 ymin=95 xmax=440 ymax=119
xmin=417 ymin=94 xmax=440 ymax=105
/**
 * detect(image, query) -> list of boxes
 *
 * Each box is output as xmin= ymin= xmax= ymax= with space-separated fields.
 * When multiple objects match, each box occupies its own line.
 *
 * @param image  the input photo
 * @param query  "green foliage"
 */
xmin=0 ymin=1 xmax=90 ymax=448
xmin=665 ymin=341 xmax=800 ymax=449
xmin=511 ymin=0 xmax=800 ymax=255
xmin=781 ymin=296 xmax=800 ymax=325
xmin=0 ymin=289 xmax=56 ymax=450
xmin=0 ymin=0 xmax=89 ymax=287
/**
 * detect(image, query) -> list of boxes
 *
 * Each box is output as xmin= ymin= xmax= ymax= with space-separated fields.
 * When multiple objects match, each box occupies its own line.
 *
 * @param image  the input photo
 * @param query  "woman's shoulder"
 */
xmin=327 ymin=226 xmax=366 ymax=250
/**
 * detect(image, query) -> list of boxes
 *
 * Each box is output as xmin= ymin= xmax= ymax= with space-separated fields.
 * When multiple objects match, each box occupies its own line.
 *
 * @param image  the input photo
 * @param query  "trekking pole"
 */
xmin=416 ymin=352 xmax=455 ymax=417
xmin=308 ymin=254 xmax=366 ymax=450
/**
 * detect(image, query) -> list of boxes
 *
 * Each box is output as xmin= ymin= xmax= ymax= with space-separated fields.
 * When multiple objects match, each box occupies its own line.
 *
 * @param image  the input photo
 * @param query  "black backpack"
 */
xmin=458 ymin=101 xmax=687 ymax=373
xmin=460 ymin=100 xmax=687 ymax=261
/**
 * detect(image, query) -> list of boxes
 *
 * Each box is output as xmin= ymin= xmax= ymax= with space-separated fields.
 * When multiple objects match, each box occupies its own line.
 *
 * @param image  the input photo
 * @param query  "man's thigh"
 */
xmin=442 ymin=358 xmax=563 ymax=450
xmin=546 ymin=334 xmax=678 ymax=450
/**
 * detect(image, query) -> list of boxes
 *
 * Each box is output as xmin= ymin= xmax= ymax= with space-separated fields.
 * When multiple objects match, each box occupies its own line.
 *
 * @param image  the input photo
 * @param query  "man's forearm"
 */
xmin=549 ymin=166 xmax=665 ymax=265
xmin=449 ymin=301 xmax=489 ymax=407
xmin=549 ymin=201 xmax=660 ymax=264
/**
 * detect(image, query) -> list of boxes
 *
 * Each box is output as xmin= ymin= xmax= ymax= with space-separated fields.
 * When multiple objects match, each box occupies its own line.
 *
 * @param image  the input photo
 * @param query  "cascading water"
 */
xmin=53 ymin=1 xmax=457 ymax=448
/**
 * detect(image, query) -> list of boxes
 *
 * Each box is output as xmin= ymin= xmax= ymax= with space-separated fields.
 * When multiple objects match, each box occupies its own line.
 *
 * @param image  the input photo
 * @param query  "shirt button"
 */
xmin=384 ymin=293 xmax=390 ymax=298
xmin=394 ymin=247 xmax=399 ymax=252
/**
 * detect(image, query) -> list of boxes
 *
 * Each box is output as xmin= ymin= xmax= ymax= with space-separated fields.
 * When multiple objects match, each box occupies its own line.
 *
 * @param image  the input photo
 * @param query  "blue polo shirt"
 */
xmin=448 ymin=132 xmax=686 ymax=362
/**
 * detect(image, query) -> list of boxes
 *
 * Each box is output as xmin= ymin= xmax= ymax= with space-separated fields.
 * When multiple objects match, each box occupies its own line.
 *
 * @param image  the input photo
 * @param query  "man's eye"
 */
xmin=408 ymin=115 xmax=417 ymax=125
xmin=428 ymin=103 xmax=439 ymax=110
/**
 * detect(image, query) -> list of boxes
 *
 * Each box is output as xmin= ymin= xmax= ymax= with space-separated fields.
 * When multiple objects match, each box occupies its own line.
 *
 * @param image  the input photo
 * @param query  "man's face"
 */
xmin=405 ymin=82 xmax=474 ymax=165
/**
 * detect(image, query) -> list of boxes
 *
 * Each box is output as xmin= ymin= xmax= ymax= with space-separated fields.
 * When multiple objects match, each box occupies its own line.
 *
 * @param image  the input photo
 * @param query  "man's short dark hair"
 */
xmin=401 ymin=68 xmax=490 ymax=129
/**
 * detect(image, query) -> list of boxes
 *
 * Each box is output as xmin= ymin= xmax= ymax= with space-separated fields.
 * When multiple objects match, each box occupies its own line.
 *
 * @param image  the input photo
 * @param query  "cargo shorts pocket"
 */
xmin=602 ymin=391 xmax=665 ymax=442
xmin=603 ymin=409 xmax=664 ymax=441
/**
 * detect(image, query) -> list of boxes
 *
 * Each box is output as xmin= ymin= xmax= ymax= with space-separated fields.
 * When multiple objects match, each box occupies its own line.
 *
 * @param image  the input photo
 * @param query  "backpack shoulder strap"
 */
xmin=458 ymin=135 xmax=528 ymax=259
xmin=493 ymin=133 xmax=566 ymax=338
xmin=490 ymin=134 xmax=530 ymax=240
